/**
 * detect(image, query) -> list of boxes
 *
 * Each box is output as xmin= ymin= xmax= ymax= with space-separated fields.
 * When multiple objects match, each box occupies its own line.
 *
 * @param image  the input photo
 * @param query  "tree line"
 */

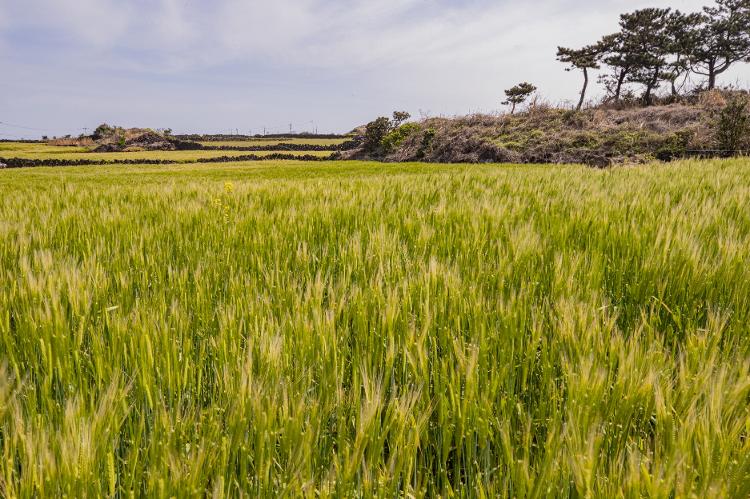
xmin=507 ymin=0 xmax=750 ymax=112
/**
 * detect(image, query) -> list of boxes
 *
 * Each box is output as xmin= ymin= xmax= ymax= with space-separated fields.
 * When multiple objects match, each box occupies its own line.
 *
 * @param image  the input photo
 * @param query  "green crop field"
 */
xmin=0 ymin=142 xmax=90 ymax=155
xmin=1 ymin=159 xmax=749 ymax=497
xmin=196 ymin=138 xmax=349 ymax=147
xmin=0 ymin=145 xmax=332 ymax=162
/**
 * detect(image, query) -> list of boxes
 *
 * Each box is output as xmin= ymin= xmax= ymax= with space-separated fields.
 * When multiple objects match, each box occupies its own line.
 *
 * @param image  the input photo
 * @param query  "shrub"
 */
xmin=362 ymin=117 xmax=391 ymax=155
xmin=655 ymin=130 xmax=694 ymax=161
xmin=416 ymin=128 xmax=436 ymax=159
xmin=716 ymin=97 xmax=750 ymax=154
xmin=92 ymin=124 xmax=115 ymax=140
xmin=362 ymin=112 xmax=413 ymax=156
xmin=382 ymin=123 xmax=420 ymax=153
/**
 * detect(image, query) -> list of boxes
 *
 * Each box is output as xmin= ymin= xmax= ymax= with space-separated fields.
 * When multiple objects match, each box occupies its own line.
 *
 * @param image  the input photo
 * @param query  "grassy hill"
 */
xmin=344 ymin=91 xmax=750 ymax=166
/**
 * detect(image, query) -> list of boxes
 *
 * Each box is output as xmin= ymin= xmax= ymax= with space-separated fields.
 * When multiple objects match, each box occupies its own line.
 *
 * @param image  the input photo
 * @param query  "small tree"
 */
xmin=619 ymin=8 xmax=675 ymax=106
xmin=691 ymin=0 xmax=750 ymax=89
xmin=363 ymin=117 xmax=392 ymax=154
xmin=597 ymin=32 xmax=639 ymax=103
xmin=503 ymin=82 xmax=537 ymax=114
xmin=392 ymin=111 xmax=411 ymax=127
xmin=361 ymin=112 xmax=412 ymax=156
xmin=663 ymin=11 xmax=703 ymax=97
xmin=557 ymin=45 xmax=600 ymax=110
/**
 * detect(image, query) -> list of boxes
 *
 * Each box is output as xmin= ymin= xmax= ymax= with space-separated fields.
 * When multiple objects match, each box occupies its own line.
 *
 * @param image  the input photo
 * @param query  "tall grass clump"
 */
xmin=0 ymin=159 xmax=749 ymax=496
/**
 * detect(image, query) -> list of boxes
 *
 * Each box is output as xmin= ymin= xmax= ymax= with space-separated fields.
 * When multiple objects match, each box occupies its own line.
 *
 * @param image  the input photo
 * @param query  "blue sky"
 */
xmin=1 ymin=0 xmax=749 ymax=138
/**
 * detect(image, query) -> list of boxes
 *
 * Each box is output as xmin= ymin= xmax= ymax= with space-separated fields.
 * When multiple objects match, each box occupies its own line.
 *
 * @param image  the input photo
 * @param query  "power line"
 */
xmin=0 ymin=121 xmax=54 ymax=132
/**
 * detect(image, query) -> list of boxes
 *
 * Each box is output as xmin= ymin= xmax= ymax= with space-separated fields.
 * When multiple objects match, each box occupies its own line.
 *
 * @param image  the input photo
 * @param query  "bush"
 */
xmin=382 ymin=123 xmax=420 ymax=153
xmin=716 ymin=97 xmax=750 ymax=154
xmin=363 ymin=117 xmax=392 ymax=155
xmin=92 ymin=124 xmax=115 ymax=140
xmin=362 ymin=112 xmax=414 ymax=157
xmin=416 ymin=128 xmax=436 ymax=160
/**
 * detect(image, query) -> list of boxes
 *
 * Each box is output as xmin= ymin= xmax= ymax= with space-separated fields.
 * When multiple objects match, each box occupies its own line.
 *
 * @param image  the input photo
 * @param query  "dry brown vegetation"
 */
xmin=344 ymin=90 xmax=750 ymax=166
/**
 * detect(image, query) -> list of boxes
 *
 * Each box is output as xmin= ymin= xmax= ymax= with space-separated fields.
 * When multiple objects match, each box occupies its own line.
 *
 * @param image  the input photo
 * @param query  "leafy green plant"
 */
xmin=381 ymin=123 xmax=420 ymax=153
xmin=716 ymin=96 xmax=750 ymax=154
xmin=362 ymin=117 xmax=392 ymax=155
xmin=416 ymin=128 xmax=436 ymax=159
xmin=362 ymin=111 xmax=413 ymax=156
xmin=92 ymin=124 xmax=116 ymax=140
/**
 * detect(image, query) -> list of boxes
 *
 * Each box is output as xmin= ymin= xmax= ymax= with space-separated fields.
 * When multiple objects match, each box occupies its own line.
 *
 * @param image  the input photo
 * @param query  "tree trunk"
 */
xmin=708 ymin=60 xmax=716 ymax=90
xmin=643 ymin=68 xmax=660 ymax=106
xmin=577 ymin=68 xmax=589 ymax=111
xmin=671 ymin=57 xmax=680 ymax=97
xmin=615 ymin=69 xmax=627 ymax=102
xmin=510 ymin=102 xmax=516 ymax=115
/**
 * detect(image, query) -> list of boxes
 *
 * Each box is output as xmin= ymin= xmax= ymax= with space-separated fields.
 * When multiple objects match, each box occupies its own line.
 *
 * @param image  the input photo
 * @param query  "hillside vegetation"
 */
xmin=1 ymin=160 xmax=749 ymax=496
xmin=344 ymin=91 xmax=750 ymax=165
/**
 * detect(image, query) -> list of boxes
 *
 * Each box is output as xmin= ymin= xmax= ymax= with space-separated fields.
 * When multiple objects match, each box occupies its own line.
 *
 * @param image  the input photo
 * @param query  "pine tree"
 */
xmin=557 ymin=46 xmax=601 ymax=110
xmin=664 ymin=11 xmax=703 ymax=97
xmin=502 ymin=83 xmax=537 ymax=114
xmin=691 ymin=0 xmax=750 ymax=89
xmin=596 ymin=33 xmax=637 ymax=103
xmin=618 ymin=8 xmax=674 ymax=105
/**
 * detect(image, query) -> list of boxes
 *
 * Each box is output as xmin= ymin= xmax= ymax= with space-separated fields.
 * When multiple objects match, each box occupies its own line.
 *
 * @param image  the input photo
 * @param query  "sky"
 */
xmin=1 ymin=0 xmax=749 ymax=138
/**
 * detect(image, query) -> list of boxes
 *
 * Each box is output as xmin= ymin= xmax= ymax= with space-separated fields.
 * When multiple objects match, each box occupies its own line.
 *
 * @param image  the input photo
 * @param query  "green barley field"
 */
xmin=0 ymin=144 xmax=332 ymax=162
xmin=195 ymin=138 xmax=348 ymax=147
xmin=1 ymin=159 xmax=749 ymax=497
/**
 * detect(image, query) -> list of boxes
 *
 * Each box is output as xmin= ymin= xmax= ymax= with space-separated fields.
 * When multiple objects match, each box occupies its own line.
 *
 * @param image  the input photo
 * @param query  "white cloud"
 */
xmin=31 ymin=0 xmax=133 ymax=46
xmin=1 ymin=0 xmax=748 ymax=137
xmin=0 ymin=0 xmax=720 ymax=73
xmin=151 ymin=0 xmax=194 ymax=47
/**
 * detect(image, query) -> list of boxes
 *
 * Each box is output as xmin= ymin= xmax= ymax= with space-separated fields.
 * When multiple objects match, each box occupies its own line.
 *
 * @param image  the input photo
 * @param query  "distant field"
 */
xmin=0 ymin=142 xmax=337 ymax=164
xmin=197 ymin=138 xmax=349 ymax=147
xmin=1 ymin=159 xmax=749 ymax=496
xmin=1 ymin=145 xmax=332 ymax=162
xmin=0 ymin=142 xmax=89 ymax=155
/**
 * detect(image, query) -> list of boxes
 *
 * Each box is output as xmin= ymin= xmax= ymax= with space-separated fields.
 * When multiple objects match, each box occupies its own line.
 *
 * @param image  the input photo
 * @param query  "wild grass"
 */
xmin=1 ymin=159 xmax=749 ymax=497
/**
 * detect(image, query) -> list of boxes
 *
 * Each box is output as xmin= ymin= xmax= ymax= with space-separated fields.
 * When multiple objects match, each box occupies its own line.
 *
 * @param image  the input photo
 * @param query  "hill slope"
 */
xmin=343 ymin=91 xmax=749 ymax=166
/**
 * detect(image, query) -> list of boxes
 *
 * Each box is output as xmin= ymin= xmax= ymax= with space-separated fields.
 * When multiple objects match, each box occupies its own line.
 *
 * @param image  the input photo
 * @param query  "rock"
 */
xmin=93 ymin=144 xmax=122 ymax=152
